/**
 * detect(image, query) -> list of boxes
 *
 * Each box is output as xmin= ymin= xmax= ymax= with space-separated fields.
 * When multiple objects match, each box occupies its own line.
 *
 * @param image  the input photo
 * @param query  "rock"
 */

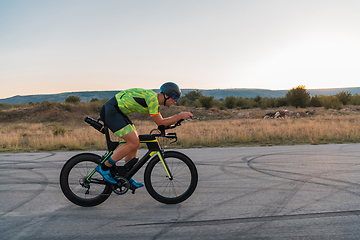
xmin=238 ymin=112 xmax=250 ymax=118
xmin=263 ymin=109 xmax=290 ymax=119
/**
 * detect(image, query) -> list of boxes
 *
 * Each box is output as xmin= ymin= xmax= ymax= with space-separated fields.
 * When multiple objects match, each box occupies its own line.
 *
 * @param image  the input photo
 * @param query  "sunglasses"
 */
xmin=171 ymin=93 xmax=180 ymax=102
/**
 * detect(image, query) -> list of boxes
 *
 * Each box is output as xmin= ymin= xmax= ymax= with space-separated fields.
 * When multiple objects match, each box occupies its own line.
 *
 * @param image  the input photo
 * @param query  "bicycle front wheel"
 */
xmin=144 ymin=151 xmax=198 ymax=204
xmin=60 ymin=153 xmax=112 ymax=207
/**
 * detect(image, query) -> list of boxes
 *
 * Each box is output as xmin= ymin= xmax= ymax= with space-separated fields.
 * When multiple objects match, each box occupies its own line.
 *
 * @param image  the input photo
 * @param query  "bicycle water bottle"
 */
xmin=84 ymin=117 xmax=103 ymax=132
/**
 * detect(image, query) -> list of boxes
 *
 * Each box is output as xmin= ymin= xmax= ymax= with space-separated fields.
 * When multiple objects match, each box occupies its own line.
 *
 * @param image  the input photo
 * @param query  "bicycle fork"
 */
xmin=152 ymin=151 xmax=173 ymax=180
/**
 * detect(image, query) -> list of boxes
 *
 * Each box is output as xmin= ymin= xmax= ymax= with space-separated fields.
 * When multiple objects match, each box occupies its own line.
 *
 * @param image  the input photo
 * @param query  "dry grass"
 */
xmin=1 ymin=113 xmax=360 ymax=152
xmin=0 ymin=120 xmax=159 ymax=152
xmin=175 ymin=114 xmax=360 ymax=148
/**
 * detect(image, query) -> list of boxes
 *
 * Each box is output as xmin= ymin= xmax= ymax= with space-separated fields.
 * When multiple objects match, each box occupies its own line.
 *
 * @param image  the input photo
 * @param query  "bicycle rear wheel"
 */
xmin=60 ymin=153 xmax=112 ymax=207
xmin=144 ymin=151 xmax=198 ymax=204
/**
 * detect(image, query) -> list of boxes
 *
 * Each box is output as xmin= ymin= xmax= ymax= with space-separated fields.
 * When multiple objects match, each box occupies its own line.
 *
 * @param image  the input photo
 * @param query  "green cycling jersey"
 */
xmin=115 ymin=88 xmax=160 ymax=116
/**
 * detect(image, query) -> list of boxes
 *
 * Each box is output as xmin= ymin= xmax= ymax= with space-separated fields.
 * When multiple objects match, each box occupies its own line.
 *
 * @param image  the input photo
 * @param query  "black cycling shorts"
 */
xmin=100 ymin=97 xmax=136 ymax=137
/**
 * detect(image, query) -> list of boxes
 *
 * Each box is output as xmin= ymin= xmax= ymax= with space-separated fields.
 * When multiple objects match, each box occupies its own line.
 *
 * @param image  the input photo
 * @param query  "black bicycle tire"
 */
xmin=144 ymin=151 xmax=198 ymax=204
xmin=59 ymin=153 xmax=112 ymax=207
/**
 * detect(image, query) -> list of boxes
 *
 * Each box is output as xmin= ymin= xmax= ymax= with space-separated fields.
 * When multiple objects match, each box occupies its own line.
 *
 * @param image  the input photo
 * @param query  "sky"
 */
xmin=1 ymin=0 xmax=360 ymax=99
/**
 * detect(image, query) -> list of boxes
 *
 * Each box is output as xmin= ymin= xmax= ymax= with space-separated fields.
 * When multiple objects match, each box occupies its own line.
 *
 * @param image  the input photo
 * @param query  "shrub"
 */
xmin=276 ymin=97 xmax=288 ymax=107
xmin=49 ymin=124 xmax=67 ymax=136
xmin=321 ymin=95 xmax=342 ymax=110
xmin=0 ymin=103 xmax=12 ymax=110
xmin=310 ymin=95 xmax=322 ymax=107
xmin=336 ymin=91 xmax=352 ymax=105
xmin=254 ymin=95 xmax=262 ymax=104
xmin=224 ymin=96 xmax=237 ymax=109
xmin=185 ymin=90 xmax=203 ymax=102
xmin=259 ymin=98 xmax=272 ymax=109
xmin=236 ymin=97 xmax=253 ymax=109
xmin=178 ymin=90 xmax=203 ymax=106
xmin=351 ymin=93 xmax=360 ymax=105
xmin=65 ymin=95 xmax=81 ymax=103
xmin=285 ymin=85 xmax=310 ymax=108
xmin=59 ymin=103 xmax=72 ymax=112
xmin=199 ymin=96 xmax=214 ymax=109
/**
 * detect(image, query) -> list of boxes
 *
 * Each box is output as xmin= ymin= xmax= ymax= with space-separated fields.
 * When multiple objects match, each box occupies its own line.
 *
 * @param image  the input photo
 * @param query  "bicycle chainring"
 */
xmin=112 ymin=176 xmax=130 ymax=195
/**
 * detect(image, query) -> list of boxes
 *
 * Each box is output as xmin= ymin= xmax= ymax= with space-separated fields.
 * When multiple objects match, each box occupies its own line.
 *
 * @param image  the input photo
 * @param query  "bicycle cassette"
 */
xmin=112 ymin=176 xmax=130 ymax=195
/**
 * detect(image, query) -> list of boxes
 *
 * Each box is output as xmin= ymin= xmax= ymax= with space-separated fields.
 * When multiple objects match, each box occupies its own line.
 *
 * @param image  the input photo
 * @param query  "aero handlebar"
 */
xmin=85 ymin=117 xmax=189 ymax=140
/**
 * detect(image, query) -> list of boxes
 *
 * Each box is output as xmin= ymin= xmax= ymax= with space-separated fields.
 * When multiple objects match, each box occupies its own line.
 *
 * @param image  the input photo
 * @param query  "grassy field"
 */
xmin=1 ymin=102 xmax=360 ymax=152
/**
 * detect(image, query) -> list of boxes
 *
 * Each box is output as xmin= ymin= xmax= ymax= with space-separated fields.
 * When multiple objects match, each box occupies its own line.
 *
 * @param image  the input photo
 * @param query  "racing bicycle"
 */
xmin=60 ymin=116 xmax=198 ymax=207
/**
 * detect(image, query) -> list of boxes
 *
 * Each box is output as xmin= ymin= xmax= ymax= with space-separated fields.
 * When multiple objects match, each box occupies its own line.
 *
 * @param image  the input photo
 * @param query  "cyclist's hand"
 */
xmin=178 ymin=112 xmax=193 ymax=120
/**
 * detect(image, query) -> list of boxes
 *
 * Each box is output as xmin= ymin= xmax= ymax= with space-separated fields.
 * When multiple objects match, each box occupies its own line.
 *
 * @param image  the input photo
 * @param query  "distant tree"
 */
xmin=285 ymin=85 xmax=310 ymax=108
xmin=351 ymin=93 xmax=360 ymax=105
xmin=236 ymin=97 xmax=253 ymax=109
xmin=254 ymin=95 xmax=262 ymax=104
xmin=90 ymin=98 xmax=99 ymax=102
xmin=199 ymin=95 xmax=214 ymax=109
xmin=259 ymin=98 xmax=271 ymax=109
xmin=320 ymin=95 xmax=342 ymax=110
xmin=65 ymin=95 xmax=81 ymax=103
xmin=335 ymin=91 xmax=352 ymax=105
xmin=275 ymin=97 xmax=288 ymax=107
xmin=224 ymin=96 xmax=237 ymax=109
xmin=177 ymin=90 xmax=203 ymax=107
xmin=310 ymin=95 xmax=322 ymax=107
xmin=184 ymin=90 xmax=203 ymax=102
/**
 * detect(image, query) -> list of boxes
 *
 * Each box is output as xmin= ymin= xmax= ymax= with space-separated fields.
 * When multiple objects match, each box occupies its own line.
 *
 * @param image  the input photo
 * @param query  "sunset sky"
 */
xmin=1 ymin=0 xmax=360 ymax=99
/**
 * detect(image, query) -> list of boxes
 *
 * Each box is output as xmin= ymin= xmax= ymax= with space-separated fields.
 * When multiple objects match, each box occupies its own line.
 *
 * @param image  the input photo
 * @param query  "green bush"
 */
xmin=224 ymin=96 xmax=237 ymax=109
xmin=310 ymin=95 xmax=322 ymax=107
xmin=65 ymin=95 xmax=81 ymax=103
xmin=321 ymin=95 xmax=342 ymax=110
xmin=351 ymin=93 xmax=360 ymax=105
xmin=199 ymin=96 xmax=214 ymax=109
xmin=0 ymin=103 xmax=12 ymax=110
xmin=336 ymin=91 xmax=352 ymax=105
xmin=259 ymin=98 xmax=272 ymax=110
xmin=285 ymin=85 xmax=310 ymax=108
xmin=177 ymin=90 xmax=203 ymax=106
xmin=236 ymin=98 xmax=253 ymax=109
xmin=276 ymin=97 xmax=288 ymax=107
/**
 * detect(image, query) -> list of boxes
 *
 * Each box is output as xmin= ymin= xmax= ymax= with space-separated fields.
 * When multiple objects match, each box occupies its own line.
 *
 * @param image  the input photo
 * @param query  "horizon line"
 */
xmin=2 ymin=86 xmax=360 ymax=100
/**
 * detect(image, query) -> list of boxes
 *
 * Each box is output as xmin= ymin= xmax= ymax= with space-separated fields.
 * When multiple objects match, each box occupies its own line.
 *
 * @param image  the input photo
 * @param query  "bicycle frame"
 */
xmin=61 ymin=117 xmax=197 ymax=206
xmin=85 ymin=124 xmax=173 ymax=184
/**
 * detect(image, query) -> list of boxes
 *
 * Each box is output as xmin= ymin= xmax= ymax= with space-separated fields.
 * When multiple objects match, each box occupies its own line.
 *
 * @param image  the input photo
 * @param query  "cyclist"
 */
xmin=96 ymin=82 xmax=193 ymax=188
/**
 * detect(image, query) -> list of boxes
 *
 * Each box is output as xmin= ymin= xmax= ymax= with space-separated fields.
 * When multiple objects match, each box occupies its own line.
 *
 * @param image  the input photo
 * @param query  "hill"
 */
xmin=1 ymin=87 xmax=359 ymax=104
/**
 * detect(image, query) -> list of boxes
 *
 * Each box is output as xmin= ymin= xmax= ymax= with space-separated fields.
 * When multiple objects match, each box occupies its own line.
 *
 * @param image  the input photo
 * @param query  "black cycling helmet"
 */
xmin=160 ymin=82 xmax=181 ymax=105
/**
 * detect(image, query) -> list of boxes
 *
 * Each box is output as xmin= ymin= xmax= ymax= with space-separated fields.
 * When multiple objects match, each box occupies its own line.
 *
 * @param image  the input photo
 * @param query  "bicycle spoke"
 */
xmin=68 ymin=161 xmax=106 ymax=199
xmin=149 ymin=156 xmax=192 ymax=199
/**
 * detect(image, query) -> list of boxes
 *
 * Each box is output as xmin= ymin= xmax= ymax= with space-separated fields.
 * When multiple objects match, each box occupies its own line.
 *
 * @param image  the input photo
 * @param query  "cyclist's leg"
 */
xmin=99 ymin=98 xmax=143 ymax=187
xmin=111 ymin=131 xmax=144 ymax=188
xmin=124 ymin=149 xmax=138 ymax=162
xmin=97 ymin=130 xmax=140 ymax=184
xmin=109 ymin=131 xmax=140 ymax=163
xmin=100 ymin=97 xmax=140 ymax=165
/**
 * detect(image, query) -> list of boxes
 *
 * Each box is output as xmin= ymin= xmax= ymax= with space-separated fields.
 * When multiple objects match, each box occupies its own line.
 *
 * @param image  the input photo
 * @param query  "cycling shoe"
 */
xmin=96 ymin=166 xmax=117 ymax=184
xmin=129 ymin=178 xmax=144 ymax=188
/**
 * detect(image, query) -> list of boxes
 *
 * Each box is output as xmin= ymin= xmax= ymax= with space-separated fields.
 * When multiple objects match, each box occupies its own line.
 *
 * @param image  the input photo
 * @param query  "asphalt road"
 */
xmin=1 ymin=144 xmax=360 ymax=240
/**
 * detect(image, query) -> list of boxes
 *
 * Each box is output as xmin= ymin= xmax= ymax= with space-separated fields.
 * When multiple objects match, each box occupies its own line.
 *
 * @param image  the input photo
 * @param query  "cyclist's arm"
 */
xmin=151 ymin=112 xmax=192 ymax=126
